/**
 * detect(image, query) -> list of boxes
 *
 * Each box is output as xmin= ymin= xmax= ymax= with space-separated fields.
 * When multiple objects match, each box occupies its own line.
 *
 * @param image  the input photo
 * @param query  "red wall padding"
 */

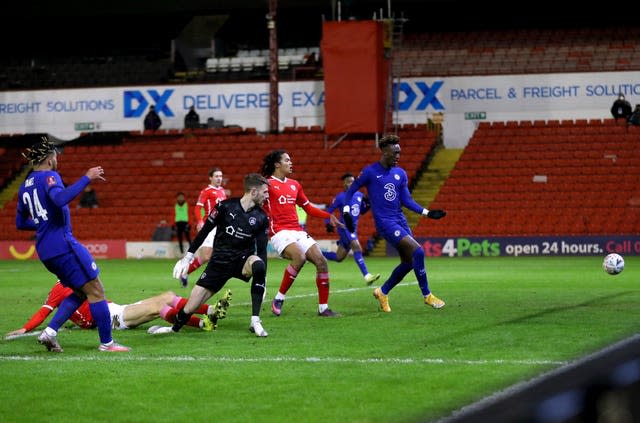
xmin=321 ymin=20 xmax=388 ymax=134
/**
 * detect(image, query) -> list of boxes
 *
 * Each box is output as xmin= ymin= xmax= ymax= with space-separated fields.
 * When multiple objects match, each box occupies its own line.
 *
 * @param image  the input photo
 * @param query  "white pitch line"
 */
xmin=0 ymin=355 xmax=567 ymax=366
xmin=2 ymin=282 xmax=567 ymax=366
xmin=230 ymin=280 xmax=419 ymax=307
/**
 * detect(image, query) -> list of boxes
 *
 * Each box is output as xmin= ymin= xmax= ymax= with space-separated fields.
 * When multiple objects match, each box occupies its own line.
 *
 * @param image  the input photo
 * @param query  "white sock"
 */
xmin=318 ymin=304 xmax=328 ymax=313
xmin=251 ymin=316 xmax=261 ymax=324
xmin=275 ymin=292 xmax=286 ymax=300
xmin=44 ymin=327 xmax=57 ymax=337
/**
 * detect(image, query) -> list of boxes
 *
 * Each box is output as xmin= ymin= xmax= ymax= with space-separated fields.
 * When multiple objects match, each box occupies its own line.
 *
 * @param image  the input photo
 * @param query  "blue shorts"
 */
xmin=377 ymin=220 xmax=412 ymax=248
xmin=335 ymin=227 xmax=358 ymax=251
xmin=42 ymin=242 xmax=99 ymax=289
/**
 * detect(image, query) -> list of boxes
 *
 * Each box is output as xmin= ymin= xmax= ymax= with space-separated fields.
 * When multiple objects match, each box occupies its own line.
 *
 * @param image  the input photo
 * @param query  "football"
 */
xmin=603 ymin=253 xmax=625 ymax=275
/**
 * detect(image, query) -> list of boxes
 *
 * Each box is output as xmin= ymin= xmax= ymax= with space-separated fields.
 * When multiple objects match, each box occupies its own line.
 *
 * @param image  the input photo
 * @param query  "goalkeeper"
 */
xmin=341 ymin=134 xmax=447 ymax=313
xmin=165 ymin=173 xmax=271 ymax=337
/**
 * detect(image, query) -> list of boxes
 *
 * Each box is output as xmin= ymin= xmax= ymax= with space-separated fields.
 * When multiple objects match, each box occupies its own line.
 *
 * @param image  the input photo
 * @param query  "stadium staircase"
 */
xmin=0 ymin=167 xmax=30 ymax=209
xmin=407 ymin=147 xmax=463 ymax=231
xmin=424 ymin=118 xmax=640 ymax=237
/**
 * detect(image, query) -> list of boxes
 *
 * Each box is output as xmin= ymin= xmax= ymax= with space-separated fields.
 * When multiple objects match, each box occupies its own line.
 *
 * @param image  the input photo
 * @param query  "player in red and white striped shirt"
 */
xmin=178 ymin=167 xmax=228 ymax=287
xmin=261 ymin=149 xmax=343 ymax=317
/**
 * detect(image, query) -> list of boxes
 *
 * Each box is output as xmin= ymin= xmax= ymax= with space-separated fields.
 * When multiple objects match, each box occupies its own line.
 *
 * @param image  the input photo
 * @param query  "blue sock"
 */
xmin=381 ymin=262 xmax=412 ymax=294
xmin=412 ymin=247 xmax=430 ymax=296
xmin=89 ymin=300 xmax=113 ymax=344
xmin=48 ymin=294 xmax=84 ymax=331
xmin=353 ymin=251 xmax=368 ymax=276
xmin=322 ymin=251 xmax=337 ymax=261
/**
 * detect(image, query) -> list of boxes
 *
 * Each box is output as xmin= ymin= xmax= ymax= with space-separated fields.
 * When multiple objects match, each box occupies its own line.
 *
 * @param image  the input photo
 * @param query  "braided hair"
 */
xmin=22 ymin=136 xmax=57 ymax=166
xmin=260 ymin=149 xmax=287 ymax=177
xmin=378 ymin=133 xmax=400 ymax=149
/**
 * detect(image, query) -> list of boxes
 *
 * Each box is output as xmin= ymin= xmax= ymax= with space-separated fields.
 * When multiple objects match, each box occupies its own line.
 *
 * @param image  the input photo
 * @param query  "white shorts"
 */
xmin=201 ymin=227 xmax=217 ymax=248
xmin=108 ymin=302 xmax=129 ymax=330
xmin=270 ymin=230 xmax=317 ymax=257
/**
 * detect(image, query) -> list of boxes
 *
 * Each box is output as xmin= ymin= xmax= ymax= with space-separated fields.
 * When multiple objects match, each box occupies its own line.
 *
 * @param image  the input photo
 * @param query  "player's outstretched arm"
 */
xmin=329 ymin=213 xmax=344 ymax=230
xmin=423 ymin=209 xmax=447 ymax=219
xmin=85 ymin=166 xmax=106 ymax=181
xmin=6 ymin=328 xmax=27 ymax=338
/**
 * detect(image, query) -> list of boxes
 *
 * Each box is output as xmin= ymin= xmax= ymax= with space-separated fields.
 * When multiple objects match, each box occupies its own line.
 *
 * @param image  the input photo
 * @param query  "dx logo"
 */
xmin=393 ymin=81 xmax=444 ymax=111
xmin=123 ymin=89 xmax=175 ymax=118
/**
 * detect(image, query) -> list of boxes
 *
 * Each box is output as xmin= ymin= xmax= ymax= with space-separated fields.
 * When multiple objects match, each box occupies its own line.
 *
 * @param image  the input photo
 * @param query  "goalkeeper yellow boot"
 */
xmin=424 ymin=293 xmax=445 ymax=309
xmin=208 ymin=290 xmax=233 ymax=329
xmin=201 ymin=315 xmax=214 ymax=332
xmin=373 ymin=287 xmax=391 ymax=312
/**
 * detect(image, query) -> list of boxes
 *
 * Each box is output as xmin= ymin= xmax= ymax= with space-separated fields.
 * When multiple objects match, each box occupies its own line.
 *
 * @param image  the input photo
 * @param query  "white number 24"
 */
xmin=22 ymin=189 xmax=48 ymax=224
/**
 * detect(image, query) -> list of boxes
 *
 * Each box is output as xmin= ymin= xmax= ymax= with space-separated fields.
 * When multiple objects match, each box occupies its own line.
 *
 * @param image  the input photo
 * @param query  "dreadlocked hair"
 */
xmin=378 ymin=133 xmax=400 ymax=149
xmin=23 ymin=136 xmax=57 ymax=166
xmin=260 ymin=149 xmax=286 ymax=177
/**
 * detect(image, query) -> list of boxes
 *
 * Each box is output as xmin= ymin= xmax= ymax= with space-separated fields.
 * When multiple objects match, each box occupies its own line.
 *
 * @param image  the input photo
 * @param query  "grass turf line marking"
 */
xmin=0 ymin=355 xmax=566 ymax=366
xmin=229 ymin=281 xmax=420 ymax=306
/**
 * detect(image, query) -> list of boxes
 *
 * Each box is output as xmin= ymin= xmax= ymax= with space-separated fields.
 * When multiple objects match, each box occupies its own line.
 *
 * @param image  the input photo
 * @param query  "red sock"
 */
xmin=161 ymin=305 xmax=201 ymax=328
xmin=188 ymin=256 xmax=202 ymax=274
xmin=160 ymin=305 xmax=177 ymax=322
xmin=278 ymin=264 xmax=298 ymax=295
xmin=194 ymin=304 xmax=209 ymax=314
xmin=186 ymin=315 xmax=201 ymax=328
xmin=172 ymin=297 xmax=187 ymax=309
xmin=172 ymin=297 xmax=208 ymax=314
xmin=316 ymin=272 xmax=329 ymax=304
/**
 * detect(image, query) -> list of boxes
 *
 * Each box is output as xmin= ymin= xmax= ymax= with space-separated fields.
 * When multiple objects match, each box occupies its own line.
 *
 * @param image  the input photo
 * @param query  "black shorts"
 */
xmin=196 ymin=258 xmax=250 ymax=293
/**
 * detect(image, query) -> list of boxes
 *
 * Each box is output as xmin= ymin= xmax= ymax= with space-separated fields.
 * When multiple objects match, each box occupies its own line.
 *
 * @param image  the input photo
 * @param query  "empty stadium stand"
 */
xmin=396 ymin=26 xmax=640 ymax=77
xmin=0 ymin=128 xmax=438 ymax=247
xmin=421 ymin=119 xmax=640 ymax=238
xmin=3 ymin=25 xmax=639 ymax=90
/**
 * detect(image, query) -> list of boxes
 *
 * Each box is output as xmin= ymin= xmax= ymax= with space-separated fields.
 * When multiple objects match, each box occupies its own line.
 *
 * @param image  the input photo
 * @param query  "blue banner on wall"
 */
xmin=401 ymin=235 xmax=640 ymax=257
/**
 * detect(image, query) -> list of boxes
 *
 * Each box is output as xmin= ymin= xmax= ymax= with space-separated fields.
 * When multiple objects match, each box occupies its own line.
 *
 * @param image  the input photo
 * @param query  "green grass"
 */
xmin=1 ymin=256 xmax=639 ymax=423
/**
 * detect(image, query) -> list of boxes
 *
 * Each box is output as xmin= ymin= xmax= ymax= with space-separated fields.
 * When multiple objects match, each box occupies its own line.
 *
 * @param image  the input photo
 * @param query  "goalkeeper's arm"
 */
xmin=188 ymin=215 xmax=216 ymax=254
xmin=172 ymin=216 xmax=215 ymax=280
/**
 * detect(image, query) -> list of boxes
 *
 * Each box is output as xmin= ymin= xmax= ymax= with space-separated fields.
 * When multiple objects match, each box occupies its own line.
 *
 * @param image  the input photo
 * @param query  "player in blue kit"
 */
xmin=323 ymin=173 xmax=380 ymax=285
xmin=342 ymin=134 xmax=447 ymax=312
xmin=16 ymin=137 xmax=130 ymax=352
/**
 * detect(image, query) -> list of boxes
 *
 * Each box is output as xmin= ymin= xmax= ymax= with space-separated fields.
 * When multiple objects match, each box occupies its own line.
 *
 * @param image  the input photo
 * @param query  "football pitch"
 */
xmin=1 ymin=256 xmax=638 ymax=423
